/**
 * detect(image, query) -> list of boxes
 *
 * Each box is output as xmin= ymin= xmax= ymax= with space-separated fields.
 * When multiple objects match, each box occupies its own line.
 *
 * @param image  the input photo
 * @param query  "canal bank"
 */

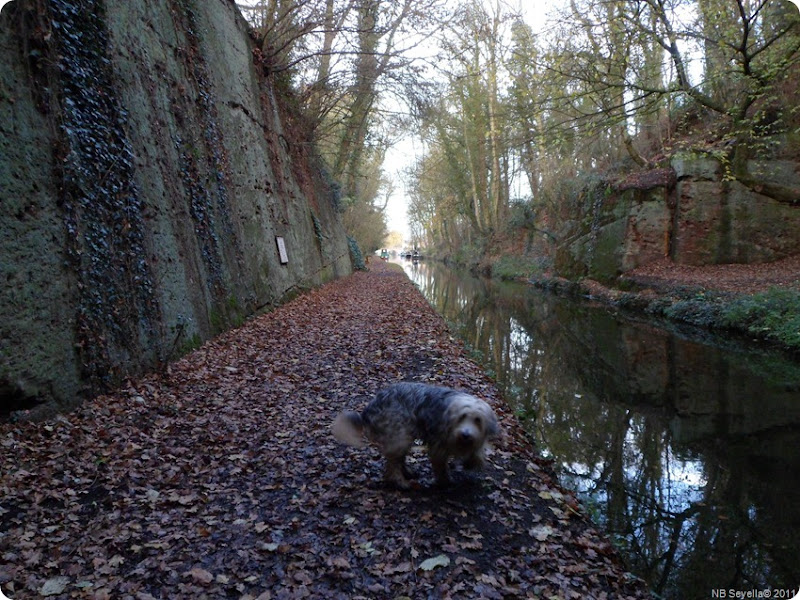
xmin=0 ymin=261 xmax=651 ymax=599
xmin=401 ymin=259 xmax=800 ymax=600
xmin=525 ymin=255 xmax=800 ymax=354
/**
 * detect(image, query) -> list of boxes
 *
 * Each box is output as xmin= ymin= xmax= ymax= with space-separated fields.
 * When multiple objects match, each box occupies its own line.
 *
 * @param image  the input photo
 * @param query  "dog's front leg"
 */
xmin=401 ymin=459 xmax=418 ymax=480
xmin=429 ymin=452 xmax=451 ymax=486
xmin=462 ymin=448 xmax=485 ymax=470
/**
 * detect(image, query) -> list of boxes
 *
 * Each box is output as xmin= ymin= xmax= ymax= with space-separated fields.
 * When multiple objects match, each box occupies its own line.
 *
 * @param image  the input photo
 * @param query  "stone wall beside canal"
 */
xmin=0 ymin=0 xmax=352 ymax=414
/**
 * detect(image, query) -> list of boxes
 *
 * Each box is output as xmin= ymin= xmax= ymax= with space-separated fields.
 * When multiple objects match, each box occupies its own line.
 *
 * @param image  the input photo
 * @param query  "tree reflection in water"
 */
xmin=401 ymin=260 xmax=800 ymax=600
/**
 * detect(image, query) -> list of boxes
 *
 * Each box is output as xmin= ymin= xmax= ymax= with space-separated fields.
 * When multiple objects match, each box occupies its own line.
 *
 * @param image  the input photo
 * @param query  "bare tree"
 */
xmin=238 ymin=0 xmax=450 ymax=249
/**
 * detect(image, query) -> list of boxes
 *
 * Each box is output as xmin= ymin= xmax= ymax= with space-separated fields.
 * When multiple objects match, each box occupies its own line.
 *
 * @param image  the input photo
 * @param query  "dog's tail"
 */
xmin=331 ymin=411 xmax=367 ymax=448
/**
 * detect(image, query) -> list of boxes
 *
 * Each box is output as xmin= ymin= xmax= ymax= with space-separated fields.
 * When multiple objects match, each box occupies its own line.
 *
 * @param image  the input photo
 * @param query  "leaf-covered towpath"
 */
xmin=0 ymin=262 xmax=652 ymax=599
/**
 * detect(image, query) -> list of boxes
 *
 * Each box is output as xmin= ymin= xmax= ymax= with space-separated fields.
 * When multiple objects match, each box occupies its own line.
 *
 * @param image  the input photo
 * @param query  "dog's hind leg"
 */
xmin=379 ymin=432 xmax=415 ymax=489
xmin=384 ymin=453 xmax=411 ymax=489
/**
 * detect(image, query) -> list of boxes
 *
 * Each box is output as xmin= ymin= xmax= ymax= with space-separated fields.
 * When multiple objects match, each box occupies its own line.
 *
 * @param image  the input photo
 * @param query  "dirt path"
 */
xmin=0 ymin=262 xmax=651 ymax=599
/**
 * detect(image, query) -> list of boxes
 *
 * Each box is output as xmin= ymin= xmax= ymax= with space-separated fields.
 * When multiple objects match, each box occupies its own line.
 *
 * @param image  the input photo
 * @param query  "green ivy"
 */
xmin=347 ymin=236 xmax=367 ymax=271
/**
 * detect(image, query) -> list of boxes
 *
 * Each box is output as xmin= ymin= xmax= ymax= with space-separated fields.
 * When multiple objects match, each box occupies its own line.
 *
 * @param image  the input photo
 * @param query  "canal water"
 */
xmin=399 ymin=259 xmax=800 ymax=600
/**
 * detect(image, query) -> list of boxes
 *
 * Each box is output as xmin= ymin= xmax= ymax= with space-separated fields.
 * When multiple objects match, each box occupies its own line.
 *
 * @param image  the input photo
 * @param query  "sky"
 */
xmin=382 ymin=138 xmax=421 ymax=244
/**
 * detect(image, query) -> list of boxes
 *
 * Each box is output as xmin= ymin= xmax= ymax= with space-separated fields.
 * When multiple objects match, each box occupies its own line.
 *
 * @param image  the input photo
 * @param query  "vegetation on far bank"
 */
xmin=720 ymin=288 xmax=800 ymax=349
xmin=613 ymin=285 xmax=800 ymax=352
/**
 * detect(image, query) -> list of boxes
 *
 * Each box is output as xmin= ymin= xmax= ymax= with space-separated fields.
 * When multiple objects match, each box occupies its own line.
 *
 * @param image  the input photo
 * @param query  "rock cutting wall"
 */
xmin=556 ymin=156 xmax=800 ymax=281
xmin=0 ymin=0 xmax=352 ymax=414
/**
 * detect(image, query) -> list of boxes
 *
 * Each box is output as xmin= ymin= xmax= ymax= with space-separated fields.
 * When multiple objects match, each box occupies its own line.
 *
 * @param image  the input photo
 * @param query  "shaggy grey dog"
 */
xmin=331 ymin=382 xmax=499 ymax=488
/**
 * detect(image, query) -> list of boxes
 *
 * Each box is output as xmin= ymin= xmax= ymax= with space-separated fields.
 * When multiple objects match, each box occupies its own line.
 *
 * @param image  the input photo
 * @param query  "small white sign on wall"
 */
xmin=276 ymin=236 xmax=289 ymax=264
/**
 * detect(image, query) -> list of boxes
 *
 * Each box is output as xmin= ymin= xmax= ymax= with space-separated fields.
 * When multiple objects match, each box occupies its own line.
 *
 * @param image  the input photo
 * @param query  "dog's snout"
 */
xmin=458 ymin=429 xmax=474 ymax=442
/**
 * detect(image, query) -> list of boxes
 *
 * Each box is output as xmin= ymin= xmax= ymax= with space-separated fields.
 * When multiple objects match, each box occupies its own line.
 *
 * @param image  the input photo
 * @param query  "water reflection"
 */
xmin=399 ymin=259 xmax=800 ymax=600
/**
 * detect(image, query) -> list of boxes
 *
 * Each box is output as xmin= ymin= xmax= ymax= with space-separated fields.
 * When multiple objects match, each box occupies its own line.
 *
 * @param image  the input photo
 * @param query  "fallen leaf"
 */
xmin=40 ymin=576 xmax=69 ymax=596
xmin=530 ymin=524 xmax=555 ymax=541
xmin=418 ymin=554 xmax=450 ymax=571
xmin=262 ymin=543 xmax=279 ymax=552
xmin=187 ymin=567 xmax=213 ymax=584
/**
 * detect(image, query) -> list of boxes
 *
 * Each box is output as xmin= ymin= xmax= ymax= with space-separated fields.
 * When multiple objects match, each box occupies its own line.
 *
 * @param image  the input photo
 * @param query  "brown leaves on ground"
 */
xmin=0 ymin=262 xmax=651 ymax=599
xmin=625 ymin=254 xmax=800 ymax=295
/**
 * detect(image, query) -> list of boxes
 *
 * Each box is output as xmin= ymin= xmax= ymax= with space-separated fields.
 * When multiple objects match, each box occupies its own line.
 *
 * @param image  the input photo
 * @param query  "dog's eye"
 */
xmin=473 ymin=416 xmax=482 ymax=428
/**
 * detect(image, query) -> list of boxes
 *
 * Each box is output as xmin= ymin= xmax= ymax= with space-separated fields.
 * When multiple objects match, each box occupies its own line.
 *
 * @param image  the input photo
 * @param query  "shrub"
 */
xmin=490 ymin=255 xmax=545 ymax=280
xmin=722 ymin=287 xmax=800 ymax=349
xmin=664 ymin=298 xmax=724 ymax=328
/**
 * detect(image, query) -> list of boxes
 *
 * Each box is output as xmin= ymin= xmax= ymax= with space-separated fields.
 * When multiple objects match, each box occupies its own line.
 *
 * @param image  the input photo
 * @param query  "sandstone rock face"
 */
xmin=556 ymin=156 xmax=800 ymax=281
xmin=672 ymin=159 xmax=800 ymax=265
xmin=0 ymin=0 xmax=352 ymax=413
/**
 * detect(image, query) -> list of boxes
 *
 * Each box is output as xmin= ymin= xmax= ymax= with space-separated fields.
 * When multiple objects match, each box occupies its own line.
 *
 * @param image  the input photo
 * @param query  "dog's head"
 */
xmin=445 ymin=394 xmax=499 ymax=452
